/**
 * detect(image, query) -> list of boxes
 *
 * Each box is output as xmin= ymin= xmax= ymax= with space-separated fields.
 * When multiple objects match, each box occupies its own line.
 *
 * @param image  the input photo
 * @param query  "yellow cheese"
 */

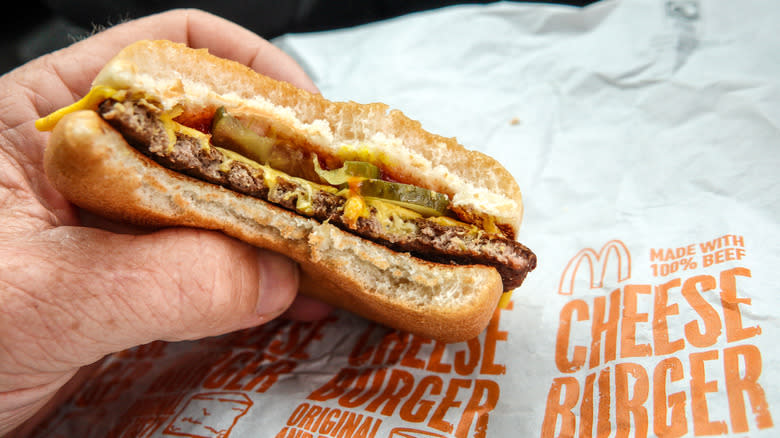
xmin=498 ymin=291 xmax=513 ymax=309
xmin=173 ymin=121 xmax=211 ymax=150
xmin=35 ymin=86 xmax=122 ymax=131
xmin=156 ymin=114 xmax=182 ymax=153
xmin=428 ymin=215 xmax=470 ymax=229
xmin=365 ymin=198 xmax=421 ymax=236
xmin=219 ymin=147 xmax=259 ymax=170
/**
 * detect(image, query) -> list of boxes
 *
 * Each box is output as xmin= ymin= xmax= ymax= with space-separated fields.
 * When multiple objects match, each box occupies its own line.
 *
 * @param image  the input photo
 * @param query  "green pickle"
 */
xmin=317 ymin=160 xmax=449 ymax=216
xmin=356 ymin=179 xmax=450 ymax=217
xmin=211 ymin=107 xmax=274 ymax=164
xmin=313 ymin=158 xmax=380 ymax=185
xmin=211 ymin=107 xmax=318 ymax=180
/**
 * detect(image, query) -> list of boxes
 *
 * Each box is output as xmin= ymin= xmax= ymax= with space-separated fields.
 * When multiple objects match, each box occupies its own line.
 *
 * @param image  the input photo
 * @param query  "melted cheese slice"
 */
xmin=36 ymin=86 xmax=123 ymax=131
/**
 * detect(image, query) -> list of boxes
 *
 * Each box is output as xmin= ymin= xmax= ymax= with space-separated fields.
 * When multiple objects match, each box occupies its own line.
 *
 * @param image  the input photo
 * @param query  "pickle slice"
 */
xmin=313 ymin=158 xmax=380 ymax=185
xmin=211 ymin=107 xmax=321 ymax=180
xmin=355 ymin=179 xmax=450 ymax=217
xmin=211 ymin=107 xmax=274 ymax=164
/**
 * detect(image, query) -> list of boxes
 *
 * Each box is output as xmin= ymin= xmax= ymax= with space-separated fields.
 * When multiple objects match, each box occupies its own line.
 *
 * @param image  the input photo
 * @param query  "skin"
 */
xmin=0 ymin=9 xmax=331 ymax=437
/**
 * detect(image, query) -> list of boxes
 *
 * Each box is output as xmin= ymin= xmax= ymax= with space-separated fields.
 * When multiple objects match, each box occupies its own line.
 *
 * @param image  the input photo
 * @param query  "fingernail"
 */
xmin=256 ymin=249 xmax=299 ymax=318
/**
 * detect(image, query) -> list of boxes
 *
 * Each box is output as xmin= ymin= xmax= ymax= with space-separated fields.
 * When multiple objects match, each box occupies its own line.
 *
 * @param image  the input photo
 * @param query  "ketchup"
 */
xmin=174 ymin=111 xmax=213 ymax=134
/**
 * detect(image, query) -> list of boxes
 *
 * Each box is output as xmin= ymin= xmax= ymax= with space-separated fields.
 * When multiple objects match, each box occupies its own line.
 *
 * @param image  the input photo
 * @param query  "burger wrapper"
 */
xmin=33 ymin=1 xmax=780 ymax=437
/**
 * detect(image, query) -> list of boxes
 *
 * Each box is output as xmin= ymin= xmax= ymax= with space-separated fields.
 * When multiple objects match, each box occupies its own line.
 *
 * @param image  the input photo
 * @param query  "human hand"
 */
xmin=0 ymin=9 xmax=330 ymax=436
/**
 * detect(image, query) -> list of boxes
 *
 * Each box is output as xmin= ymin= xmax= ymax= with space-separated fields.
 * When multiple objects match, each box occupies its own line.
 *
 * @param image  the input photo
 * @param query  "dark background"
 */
xmin=2 ymin=0 xmax=597 ymax=75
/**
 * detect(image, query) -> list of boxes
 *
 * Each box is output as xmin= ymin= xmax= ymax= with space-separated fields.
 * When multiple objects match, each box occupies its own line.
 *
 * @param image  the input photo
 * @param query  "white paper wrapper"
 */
xmin=32 ymin=1 xmax=780 ymax=436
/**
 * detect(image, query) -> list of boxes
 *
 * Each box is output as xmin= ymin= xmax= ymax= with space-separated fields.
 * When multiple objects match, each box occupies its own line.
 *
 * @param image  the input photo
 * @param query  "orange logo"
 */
xmin=163 ymin=392 xmax=252 ymax=438
xmin=558 ymin=239 xmax=631 ymax=295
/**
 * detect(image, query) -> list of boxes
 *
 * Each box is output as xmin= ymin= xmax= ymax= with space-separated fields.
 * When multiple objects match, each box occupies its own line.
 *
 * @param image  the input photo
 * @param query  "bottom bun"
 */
xmin=43 ymin=110 xmax=505 ymax=342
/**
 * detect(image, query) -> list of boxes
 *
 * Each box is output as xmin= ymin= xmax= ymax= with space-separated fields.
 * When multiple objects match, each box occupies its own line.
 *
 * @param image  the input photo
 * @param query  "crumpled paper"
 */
xmin=33 ymin=1 xmax=780 ymax=436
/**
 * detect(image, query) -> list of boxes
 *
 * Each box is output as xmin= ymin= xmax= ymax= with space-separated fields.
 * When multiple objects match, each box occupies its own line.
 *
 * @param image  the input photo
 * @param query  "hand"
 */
xmin=0 ymin=9 xmax=330 ymax=436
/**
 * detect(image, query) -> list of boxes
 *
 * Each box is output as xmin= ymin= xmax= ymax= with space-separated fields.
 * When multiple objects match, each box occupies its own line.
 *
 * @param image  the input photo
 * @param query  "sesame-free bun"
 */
xmin=44 ymin=110 xmax=504 ymax=342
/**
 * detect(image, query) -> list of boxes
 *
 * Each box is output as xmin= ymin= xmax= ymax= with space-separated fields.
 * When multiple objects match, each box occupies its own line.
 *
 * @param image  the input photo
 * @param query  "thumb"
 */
xmin=9 ymin=226 xmax=299 ymax=366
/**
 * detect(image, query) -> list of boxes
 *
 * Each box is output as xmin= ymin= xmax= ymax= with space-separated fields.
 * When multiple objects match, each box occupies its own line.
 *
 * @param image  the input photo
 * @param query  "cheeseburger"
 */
xmin=37 ymin=40 xmax=536 ymax=342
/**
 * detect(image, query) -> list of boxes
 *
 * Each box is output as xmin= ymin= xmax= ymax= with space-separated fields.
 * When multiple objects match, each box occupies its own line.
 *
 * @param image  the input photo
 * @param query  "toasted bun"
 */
xmin=92 ymin=40 xmax=524 ymax=236
xmin=44 ymin=110 xmax=504 ymax=342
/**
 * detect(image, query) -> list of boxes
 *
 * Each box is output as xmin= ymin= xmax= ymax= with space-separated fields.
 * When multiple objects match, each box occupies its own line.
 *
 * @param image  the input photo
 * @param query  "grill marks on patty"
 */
xmin=98 ymin=99 xmax=536 ymax=290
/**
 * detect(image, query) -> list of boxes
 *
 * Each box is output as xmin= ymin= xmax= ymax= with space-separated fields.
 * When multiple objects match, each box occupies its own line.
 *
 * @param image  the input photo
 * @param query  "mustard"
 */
xmin=343 ymin=196 xmax=367 ymax=227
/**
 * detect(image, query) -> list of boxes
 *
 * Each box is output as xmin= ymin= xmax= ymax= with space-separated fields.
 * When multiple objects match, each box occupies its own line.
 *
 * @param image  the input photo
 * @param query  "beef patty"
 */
xmin=98 ymin=99 xmax=536 ymax=291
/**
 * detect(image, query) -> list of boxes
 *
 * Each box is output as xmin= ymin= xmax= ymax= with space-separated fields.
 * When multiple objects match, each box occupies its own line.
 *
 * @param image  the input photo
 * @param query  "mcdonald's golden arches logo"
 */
xmin=558 ymin=239 xmax=631 ymax=295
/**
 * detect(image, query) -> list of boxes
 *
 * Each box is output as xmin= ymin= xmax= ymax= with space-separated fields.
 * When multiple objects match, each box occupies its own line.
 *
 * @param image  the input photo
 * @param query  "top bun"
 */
xmin=92 ymin=40 xmax=524 ymax=236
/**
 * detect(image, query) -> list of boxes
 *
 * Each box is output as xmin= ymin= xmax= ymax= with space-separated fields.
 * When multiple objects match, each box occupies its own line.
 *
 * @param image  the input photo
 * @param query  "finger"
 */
xmin=5 ymin=226 xmax=299 ymax=367
xmin=24 ymin=8 xmax=317 ymax=119
xmin=78 ymin=209 xmax=158 ymax=234
xmin=184 ymin=10 xmax=319 ymax=93
xmin=282 ymin=294 xmax=334 ymax=322
xmin=78 ymin=209 xmax=333 ymax=322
